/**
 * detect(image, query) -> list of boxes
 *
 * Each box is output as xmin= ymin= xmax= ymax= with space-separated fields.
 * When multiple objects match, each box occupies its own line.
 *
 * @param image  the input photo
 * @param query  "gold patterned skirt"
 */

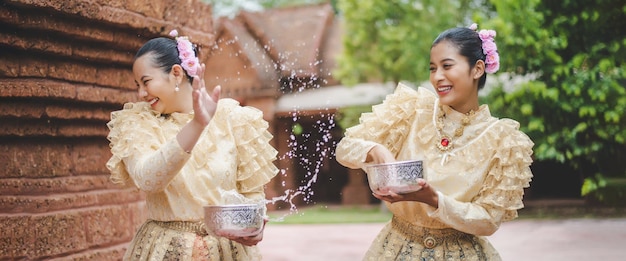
xmin=363 ymin=217 xmax=502 ymax=261
xmin=123 ymin=220 xmax=261 ymax=261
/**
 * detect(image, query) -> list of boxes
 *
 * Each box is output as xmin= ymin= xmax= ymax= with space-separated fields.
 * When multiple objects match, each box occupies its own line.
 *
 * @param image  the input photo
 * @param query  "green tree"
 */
xmin=335 ymin=0 xmax=474 ymax=85
xmin=206 ymin=0 xmax=329 ymax=18
xmin=479 ymin=0 xmax=626 ymax=203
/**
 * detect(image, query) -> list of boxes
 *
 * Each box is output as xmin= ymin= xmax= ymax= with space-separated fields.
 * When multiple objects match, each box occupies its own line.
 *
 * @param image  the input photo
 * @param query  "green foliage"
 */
xmin=330 ymin=0 xmax=626 ymax=203
xmin=336 ymin=105 xmax=373 ymax=130
xmin=335 ymin=0 xmax=474 ymax=85
xmin=268 ymin=205 xmax=392 ymax=224
xmin=582 ymin=177 xmax=626 ymax=206
xmin=481 ymin=0 xmax=626 ymax=202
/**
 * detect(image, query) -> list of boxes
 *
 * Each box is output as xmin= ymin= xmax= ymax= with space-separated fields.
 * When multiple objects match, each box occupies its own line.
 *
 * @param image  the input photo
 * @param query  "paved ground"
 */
xmin=258 ymin=218 xmax=626 ymax=261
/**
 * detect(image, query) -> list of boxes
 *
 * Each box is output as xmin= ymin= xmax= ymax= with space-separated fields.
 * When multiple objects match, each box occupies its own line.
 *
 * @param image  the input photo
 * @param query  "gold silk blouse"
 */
xmin=106 ymin=98 xmax=279 ymax=222
xmin=336 ymin=83 xmax=533 ymax=236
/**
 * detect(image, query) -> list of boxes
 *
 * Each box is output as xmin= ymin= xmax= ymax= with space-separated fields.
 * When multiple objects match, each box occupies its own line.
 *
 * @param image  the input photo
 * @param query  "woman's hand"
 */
xmin=366 ymin=145 xmax=396 ymax=164
xmin=373 ymin=179 xmax=439 ymax=208
xmin=219 ymin=219 xmax=268 ymax=246
xmin=191 ymin=63 xmax=220 ymax=127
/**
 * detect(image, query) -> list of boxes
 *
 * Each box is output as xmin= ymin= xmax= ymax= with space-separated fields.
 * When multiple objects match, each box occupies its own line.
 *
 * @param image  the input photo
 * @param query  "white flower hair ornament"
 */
xmin=468 ymin=23 xmax=500 ymax=74
xmin=169 ymin=29 xmax=200 ymax=77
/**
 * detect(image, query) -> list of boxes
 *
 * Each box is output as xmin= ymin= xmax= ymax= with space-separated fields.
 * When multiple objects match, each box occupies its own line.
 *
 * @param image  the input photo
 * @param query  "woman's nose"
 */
xmin=433 ymin=69 xmax=445 ymax=81
xmin=138 ymin=88 xmax=148 ymax=98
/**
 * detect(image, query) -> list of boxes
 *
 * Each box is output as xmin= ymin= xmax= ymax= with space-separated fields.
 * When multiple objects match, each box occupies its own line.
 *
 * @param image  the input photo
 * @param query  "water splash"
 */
xmin=211 ymin=36 xmax=340 ymax=222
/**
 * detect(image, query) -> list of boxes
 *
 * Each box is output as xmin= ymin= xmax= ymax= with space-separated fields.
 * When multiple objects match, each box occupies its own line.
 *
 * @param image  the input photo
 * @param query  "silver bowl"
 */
xmin=203 ymin=204 xmax=265 ymax=237
xmin=364 ymin=160 xmax=424 ymax=195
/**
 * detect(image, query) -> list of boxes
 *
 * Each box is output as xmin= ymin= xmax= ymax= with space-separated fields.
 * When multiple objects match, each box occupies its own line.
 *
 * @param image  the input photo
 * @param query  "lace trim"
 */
xmin=346 ymin=84 xmax=435 ymax=156
xmin=151 ymin=219 xmax=208 ymax=236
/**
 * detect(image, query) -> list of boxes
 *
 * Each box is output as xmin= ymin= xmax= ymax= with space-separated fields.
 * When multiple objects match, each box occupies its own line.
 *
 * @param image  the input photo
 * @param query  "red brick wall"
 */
xmin=0 ymin=0 xmax=214 ymax=259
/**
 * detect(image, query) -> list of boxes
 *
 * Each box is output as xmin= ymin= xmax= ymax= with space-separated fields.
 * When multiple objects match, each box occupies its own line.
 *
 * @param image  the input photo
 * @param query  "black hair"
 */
xmin=432 ymin=27 xmax=487 ymax=90
xmin=134 ymin=37 xmax=195 ymax=83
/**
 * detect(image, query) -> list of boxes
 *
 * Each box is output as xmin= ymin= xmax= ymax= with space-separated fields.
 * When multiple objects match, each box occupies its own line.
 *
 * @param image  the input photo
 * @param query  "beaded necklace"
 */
xmin=435 ymin=106 xmax=475 ymax=152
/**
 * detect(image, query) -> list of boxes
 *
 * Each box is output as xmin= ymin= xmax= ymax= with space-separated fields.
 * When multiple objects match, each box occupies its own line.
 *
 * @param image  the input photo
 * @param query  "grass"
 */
xmin=268 ymin=204 xmax=392 ymax=224
xmin=267 ymin=202 xmax=626 ymax=224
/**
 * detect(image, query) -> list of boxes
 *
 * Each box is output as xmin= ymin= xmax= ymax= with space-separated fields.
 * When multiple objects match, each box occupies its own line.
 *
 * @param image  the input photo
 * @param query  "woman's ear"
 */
xmin=473 ymin=60 xmax=486 ymax=79
xmin=171 ymin=64 xmax=185 ymax=83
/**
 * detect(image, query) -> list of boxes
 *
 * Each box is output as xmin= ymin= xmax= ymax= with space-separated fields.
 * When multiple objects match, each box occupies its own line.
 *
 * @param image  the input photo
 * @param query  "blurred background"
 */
xmin=1 ymin=0 xmax=624 ymax=259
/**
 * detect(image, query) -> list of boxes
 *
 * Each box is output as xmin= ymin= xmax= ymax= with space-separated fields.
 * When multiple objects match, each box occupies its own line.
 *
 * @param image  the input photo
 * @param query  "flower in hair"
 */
xmin=169 ymin=29 xmax=200 ymax=77
xmin=468 ymin=24 xmax=500 ymax=74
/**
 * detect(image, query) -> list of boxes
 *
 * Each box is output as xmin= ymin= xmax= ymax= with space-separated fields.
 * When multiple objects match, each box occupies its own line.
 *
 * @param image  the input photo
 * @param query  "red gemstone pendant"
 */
xmin=440 ymin=138 xmax=450 ymax=147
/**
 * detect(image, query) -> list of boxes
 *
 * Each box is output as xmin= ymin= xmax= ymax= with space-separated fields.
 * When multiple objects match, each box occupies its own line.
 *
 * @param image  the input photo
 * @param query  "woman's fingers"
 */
xmin=211 ymin=85 xmax=221 ymax=102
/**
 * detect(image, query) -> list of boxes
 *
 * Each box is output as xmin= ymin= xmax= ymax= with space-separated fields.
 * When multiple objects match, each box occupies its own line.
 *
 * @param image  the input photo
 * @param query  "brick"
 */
xmin=0 ymin=101 xmax=46 ymax=118
xmin=0 ymin=215 xmax=33 ymax=259
xmin=31 ymin=213 xmax=88 ymax=258
xmin=57 ymin=123 xmax=109 ymax=137
xmin=0 ymin=193 xmax=99 ymax=214
xmin=0 ymin=77 xmax=74 ymax=99
xmin=76 ymin=84 xmax=137 ymax=105
xmin=71 ymin=141 xmax=111 ymax=175
xmin=0 ymin=141 xmax=73 ymax=178
xmin=46 ymin=245 xmax=126 ymax=261
xmin=83 ymin=206 xmax=134 ymax=246
xmin=0 ymin=140 xmax=113 ymax=178
xmin=1 ymin=53 xmax=134 ymax=89
xmin=0 ymin=176 xmax=111 ymax=196
xmin=95 ymin=188 xmax=144 ymax=206
xmin=123 ymin=0 xmax=166 ymax=19
xmin=0 ymin=78 xmax=134 ymax=106
xmin=45 ymin=104 xmax=112 ymax=121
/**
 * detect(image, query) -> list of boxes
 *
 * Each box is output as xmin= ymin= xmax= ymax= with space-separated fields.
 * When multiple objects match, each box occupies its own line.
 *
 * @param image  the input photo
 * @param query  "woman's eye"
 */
xmin=443 ymin=64 xmax=452 ymax=68
xmin=429 ymin=67 xmax=436 ymax=72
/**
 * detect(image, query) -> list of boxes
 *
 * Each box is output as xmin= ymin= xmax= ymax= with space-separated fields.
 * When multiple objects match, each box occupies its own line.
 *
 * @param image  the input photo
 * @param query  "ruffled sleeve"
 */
xmin=219 ymin=100 xmax=279 ymax=198
xmin=475 ymin=119 xmax=534 ymax=221
xmin=428 ymin=119 xmax=534 ymax=235
xmin=106 ymin=102 xmax=190 ymax=191
xmin=336 ymin=83 xmax=436 ymax=169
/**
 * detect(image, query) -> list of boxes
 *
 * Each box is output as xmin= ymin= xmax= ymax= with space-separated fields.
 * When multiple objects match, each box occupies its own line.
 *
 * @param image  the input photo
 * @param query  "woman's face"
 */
xmin=429 ymin=40 xmax=480 ymax=113
xmin=133 ymin=53 xmax=178 ymax=114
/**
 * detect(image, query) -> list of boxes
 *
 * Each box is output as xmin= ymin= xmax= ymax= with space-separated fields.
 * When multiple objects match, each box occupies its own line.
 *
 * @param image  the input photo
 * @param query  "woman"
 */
xmin=106 ymin=30 xmax=278 ymax=260
xmin=335 ymin=24 xmax=533 ymax=260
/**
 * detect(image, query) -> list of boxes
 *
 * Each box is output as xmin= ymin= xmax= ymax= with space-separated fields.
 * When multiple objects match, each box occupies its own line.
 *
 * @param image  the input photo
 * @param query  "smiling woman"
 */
xmin=335 ymin=23 xmax=534 ymax=261
xmin=106 ymin=31 xmax=279 ymax=260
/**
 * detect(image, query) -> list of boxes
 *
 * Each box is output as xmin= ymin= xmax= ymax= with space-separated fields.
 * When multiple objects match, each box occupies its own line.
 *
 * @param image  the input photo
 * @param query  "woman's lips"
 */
xmin=148 ymin=97 xmax=159 ymax=107
xmin=437 ymin=86 xmax=452 ymax=94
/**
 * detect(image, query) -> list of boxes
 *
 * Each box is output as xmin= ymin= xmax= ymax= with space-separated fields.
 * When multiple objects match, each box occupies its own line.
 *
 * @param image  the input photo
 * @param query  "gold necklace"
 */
xmin=435 ymin=106 xmax=475 ymax=152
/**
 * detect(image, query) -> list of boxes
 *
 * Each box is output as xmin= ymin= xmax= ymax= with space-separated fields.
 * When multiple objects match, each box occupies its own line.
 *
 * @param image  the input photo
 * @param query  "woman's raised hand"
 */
xmin=191 ymin=63 xmax=220 ymax=126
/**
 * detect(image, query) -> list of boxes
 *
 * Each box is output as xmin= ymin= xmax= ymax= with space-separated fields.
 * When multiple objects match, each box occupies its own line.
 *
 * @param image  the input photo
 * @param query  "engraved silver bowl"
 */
xmin=203 ymin=204 xmax=265 ymax=237
xmin=363 ymin=160 xmax=424 ymax=195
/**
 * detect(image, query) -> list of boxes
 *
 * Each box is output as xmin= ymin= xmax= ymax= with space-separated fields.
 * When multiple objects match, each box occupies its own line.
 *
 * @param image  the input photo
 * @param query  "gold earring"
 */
xmin=175 ymin=83 xmax=180 ymax=92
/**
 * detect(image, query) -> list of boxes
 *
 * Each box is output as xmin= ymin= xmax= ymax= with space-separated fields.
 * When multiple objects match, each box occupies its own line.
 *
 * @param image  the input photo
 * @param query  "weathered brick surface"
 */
xmin=48 ymin=244 xmax=127 ymax=261
xmin=0 ymin=215 xmax=32 ymax=259
xmin=0 ymin=0 xmax=213 ymax=259
xmin=32 ymin=213 xmax=89 ymax=258
xmin=83 ymin=205 xmax=135 ymax=247
xmin=0 ymin=208 xmax=141 ymax=259
xmin=0 ymin=176 xmax=112 ymax=196
xmin=0 ymin=141 xmax=111 ymax=178
xmin=46 ymin=245 xmax=126 ymax=261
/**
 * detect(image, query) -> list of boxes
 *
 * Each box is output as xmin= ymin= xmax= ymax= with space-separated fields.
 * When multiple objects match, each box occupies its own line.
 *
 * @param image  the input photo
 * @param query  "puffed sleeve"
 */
xmin=223 ymin=100 xmax=279 ymax=200
xmin=336 ymin=83 xmax=436 ymax=169
xmin=106 ymin=103 xmax=190 ymax=192
xmin=428 ymin=119 xmax=534 ymax=236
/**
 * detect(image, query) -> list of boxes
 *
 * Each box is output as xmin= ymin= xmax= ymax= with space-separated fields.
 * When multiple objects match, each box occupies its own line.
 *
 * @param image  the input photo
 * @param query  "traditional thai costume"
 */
xmin=336 ymin=83 xmax=533 ymax=260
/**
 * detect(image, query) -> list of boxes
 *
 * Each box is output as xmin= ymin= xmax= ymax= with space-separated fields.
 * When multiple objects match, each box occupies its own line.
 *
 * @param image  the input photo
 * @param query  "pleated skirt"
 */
xmin=123 ymin=220 xmax=261 ymax=261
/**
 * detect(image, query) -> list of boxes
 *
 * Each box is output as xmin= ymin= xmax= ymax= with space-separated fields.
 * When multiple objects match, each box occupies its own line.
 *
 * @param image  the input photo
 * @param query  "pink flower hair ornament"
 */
xmin=169 ymin=29 xmax=200 ymax=77
xmin=468 ymin=23 xmax=500 ymax=74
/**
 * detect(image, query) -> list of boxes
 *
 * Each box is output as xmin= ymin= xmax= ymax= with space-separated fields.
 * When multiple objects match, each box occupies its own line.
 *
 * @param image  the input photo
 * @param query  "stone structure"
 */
xmin=0 ymin=0 xmax=213 ymax=259
xmin=0 ymin=1 xmax=375 ymax=259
